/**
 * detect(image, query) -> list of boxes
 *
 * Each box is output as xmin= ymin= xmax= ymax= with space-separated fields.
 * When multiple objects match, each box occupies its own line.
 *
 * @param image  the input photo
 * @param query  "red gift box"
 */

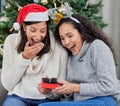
xmin=41 ymin=82 xmax=63 ymax=89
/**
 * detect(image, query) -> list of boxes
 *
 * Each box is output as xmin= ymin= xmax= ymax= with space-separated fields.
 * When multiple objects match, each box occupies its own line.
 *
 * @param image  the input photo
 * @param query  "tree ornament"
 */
xmin=54 ymin=12 xmax=63 ymax=24
xmin=15 ymin=2 xmax=22 ymax=12
xmin=33 ymin=0 xmax=39 ymax=3
xmin=41 ymin=0 xmax=48 ymax=5
xmin=0 ymin=16 xmax=8 ymax=22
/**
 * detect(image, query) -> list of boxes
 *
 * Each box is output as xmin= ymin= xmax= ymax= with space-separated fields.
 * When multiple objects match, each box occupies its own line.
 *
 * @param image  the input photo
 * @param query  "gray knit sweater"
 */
xmin=67 ymin=39 xmax=120 ymax=102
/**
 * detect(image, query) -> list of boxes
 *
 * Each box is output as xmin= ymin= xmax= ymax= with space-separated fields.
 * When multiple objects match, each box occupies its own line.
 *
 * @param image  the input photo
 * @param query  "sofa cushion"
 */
xmin=0 ymin=69 xmax=8 ymax=106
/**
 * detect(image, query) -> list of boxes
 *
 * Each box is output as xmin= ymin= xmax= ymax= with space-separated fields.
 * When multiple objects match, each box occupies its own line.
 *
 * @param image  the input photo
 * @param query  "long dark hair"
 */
xmin=54 ymin=14 xmax=115 ymax=59
xmin=16 ymin=21 xmax=50 ymax=59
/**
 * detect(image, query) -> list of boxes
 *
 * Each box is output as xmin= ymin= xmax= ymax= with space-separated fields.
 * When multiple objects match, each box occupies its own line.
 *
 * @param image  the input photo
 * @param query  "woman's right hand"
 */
xmin=38 ymin=83 xmax=52 ymax=95
xmin=53 ymin=81 xmax=80 ymax=95
xmin=22 ymin=41 xmax=44 ymax=59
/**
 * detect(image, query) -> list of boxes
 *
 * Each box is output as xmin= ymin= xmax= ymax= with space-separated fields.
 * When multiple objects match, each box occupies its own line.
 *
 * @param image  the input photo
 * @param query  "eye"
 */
xmin=41 ymin=28 xmax=47 ymax=33
xmin=30 ymin=27 xmax=36 ymax=32
xmin=41 ymin=30 xmax=46 ymax=33
xmin=60 ymin=37 xmax=64 ymax=41
xmin=68 ymin=34 xmax=73 ymax=38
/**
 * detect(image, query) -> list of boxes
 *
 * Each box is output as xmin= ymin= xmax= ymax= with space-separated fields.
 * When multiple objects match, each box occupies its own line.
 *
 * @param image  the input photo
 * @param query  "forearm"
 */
xmin=80 ymin=80 xmax=118 ymax=97
xmin=1 ymin=53 xmax=31 ymax=91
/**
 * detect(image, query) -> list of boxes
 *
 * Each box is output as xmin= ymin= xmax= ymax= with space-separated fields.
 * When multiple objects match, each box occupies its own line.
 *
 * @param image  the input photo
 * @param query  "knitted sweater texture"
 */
xmin=1 ymin=32 xmax=68 ymax=99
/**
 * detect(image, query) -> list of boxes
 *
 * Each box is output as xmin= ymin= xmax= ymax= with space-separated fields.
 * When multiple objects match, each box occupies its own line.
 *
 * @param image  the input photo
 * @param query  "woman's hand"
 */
xmin=37 ymin=83 xmax=52 ymax=95
xmin=53 ymin=81 xmax=80 ymax=94
xmin=22 ymin=41 xmax=44 ymax=59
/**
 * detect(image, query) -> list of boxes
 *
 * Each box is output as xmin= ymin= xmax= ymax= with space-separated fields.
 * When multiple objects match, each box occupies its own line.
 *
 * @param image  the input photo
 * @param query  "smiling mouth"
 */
xmin=31 ymin=39 xmax=41 ymax=45
xmin=68 ymin=45 xmax=75 ymax=51
xmin=33 ymin=40 xmax=40 ymax=43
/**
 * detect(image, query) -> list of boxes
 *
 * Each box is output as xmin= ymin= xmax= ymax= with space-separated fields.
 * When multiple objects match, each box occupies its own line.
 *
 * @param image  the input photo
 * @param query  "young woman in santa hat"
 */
xmin=1 ymin=3 xmax=68 ymax=106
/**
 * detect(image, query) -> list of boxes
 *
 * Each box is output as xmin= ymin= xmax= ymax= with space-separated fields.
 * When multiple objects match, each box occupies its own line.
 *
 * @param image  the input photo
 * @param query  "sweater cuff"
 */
xmin=18 ymin=52 xmax=31 ymax=66
xmin=80 ymin=83 xmax=96 ymax=96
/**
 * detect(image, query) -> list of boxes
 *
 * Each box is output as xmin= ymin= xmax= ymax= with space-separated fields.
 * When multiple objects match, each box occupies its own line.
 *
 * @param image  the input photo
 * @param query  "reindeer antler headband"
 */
xmin=48 ymin=2 xmax=80 ymax=24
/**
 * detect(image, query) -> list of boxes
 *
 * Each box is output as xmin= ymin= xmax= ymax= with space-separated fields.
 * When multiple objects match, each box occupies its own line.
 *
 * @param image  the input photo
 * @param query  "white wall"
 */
xmin=102 ymin=0 xmax=120 ymax=79
xmin=89 ymin=0 xmax=120 ymax=79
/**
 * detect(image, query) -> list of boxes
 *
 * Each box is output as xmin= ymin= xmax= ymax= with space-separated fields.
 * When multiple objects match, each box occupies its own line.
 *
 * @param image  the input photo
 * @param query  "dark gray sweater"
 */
xmin=67 ymin=39 xmax=120 ymax=102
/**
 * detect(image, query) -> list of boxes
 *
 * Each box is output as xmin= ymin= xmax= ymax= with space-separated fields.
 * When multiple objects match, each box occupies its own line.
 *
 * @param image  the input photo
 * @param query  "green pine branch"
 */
xmin=0 ymin=0 xmax=107 ymax=44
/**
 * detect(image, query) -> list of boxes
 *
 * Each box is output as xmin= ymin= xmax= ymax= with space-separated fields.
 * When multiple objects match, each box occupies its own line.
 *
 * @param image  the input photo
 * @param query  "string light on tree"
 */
xmin=41 ymin=0 xmax=48 ymax=5
xmin=0 ymin=0 xmax=107 ymax=44
xmin=0 ymin=16 xmax=8 ymax=22
xmin=33 ymin=0 xmax=39 ymax=3
xmin=15 ymin=2 xmax=22 ymax=12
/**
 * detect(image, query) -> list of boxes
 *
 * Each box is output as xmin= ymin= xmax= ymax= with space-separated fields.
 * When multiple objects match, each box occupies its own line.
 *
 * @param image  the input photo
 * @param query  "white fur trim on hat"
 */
xmin=13 ymin=22 xmax=20 ymax=30
xmin=24 ymin=11 xmax=49 ymax=22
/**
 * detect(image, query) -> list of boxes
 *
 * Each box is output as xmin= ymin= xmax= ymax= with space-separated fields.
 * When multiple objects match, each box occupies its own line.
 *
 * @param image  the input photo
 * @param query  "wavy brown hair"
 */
xmin=54 ymin=14 xmax=116 ymax=60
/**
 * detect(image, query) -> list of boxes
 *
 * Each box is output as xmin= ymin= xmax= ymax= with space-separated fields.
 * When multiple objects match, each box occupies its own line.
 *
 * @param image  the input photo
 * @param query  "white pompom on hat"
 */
xmin=13 ymin=3 xmax=49 ymax=30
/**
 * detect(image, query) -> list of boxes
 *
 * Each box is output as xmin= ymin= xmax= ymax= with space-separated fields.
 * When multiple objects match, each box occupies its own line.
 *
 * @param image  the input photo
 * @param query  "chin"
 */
xmin=72 ymin=52 xmax=79 ymax=55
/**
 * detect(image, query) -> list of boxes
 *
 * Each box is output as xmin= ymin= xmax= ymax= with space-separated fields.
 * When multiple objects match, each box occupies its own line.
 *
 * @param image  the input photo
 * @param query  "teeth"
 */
xmin=34 ymin=41 xmax=39 ymax=43
xmin=33 ymin=40 xmax=40 ymax=43
xmin=68 ymin=45 xmax=74 ymax=49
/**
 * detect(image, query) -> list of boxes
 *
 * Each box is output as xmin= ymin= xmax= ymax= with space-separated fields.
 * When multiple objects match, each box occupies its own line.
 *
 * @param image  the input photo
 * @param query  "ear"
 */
xmin=23 ymin=23 xmax=27 ymax=31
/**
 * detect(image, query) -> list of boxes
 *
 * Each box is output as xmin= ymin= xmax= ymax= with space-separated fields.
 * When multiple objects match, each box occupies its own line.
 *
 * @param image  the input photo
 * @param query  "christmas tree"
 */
xmin=0 ymin=0 xmax=107 ymax=68
xmin=0 ymin=0 xmax=107 ymax=44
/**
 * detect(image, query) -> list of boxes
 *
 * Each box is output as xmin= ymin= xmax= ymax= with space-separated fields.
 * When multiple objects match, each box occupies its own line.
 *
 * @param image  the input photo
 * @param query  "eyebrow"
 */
xmin=41 ymin=27 xmax=47 ymax=30
xmin=66 ymin=32 xmax=71 ymax=35
xmin=64 ymin=32 xmax=72 ymax=37
xmin=60 ymin=32 xmax=71 ymax=38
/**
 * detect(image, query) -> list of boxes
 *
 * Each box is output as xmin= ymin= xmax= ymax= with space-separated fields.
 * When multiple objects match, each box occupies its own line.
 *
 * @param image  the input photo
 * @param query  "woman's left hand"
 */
xmin=53 ymin=81 xmax=80 ymax=94
xmin=38 ymin=84 xmax=52 ymax=94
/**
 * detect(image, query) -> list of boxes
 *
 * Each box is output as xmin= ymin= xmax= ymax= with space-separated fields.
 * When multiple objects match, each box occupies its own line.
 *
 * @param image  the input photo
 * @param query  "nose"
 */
xmin=64 ymin=38 xmax=70 ymax=46
xmin=33 ymin=32 xmax=42 ymax=41
xmin=36 ymin=34 xmax=42 ymax=40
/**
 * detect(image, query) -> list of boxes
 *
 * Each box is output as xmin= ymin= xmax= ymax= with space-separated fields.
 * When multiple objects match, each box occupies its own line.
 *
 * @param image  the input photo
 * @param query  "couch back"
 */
xmin=0 ymin=69 xmax=8 ymax=106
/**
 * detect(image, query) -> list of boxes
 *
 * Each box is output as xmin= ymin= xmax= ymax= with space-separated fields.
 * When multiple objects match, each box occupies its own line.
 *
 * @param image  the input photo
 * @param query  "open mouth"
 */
xmin=31 ymin=39 xmax=41 ymax=45
xmin=68 ymin=45 xmax=75 ymax=51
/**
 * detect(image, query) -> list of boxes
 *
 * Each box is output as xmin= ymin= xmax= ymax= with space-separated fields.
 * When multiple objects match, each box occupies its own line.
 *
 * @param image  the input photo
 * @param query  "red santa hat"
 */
xmin=13 ymin=3 xmax=49 ymax=30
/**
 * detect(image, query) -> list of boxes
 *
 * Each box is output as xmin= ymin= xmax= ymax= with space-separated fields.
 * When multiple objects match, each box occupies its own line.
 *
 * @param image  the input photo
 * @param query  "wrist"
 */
xmin=73 ymin=83 xmax=80 ymax=93
xmin=22 ymin=52 xmax=29 ymax=59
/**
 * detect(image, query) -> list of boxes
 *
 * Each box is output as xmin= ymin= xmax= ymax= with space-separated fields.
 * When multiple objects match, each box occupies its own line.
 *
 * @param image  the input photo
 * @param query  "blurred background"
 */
xmin=0 ymin=0 xmax=120 ymax=78
xmin=101 ymin=0 xmax=120 ymax=78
